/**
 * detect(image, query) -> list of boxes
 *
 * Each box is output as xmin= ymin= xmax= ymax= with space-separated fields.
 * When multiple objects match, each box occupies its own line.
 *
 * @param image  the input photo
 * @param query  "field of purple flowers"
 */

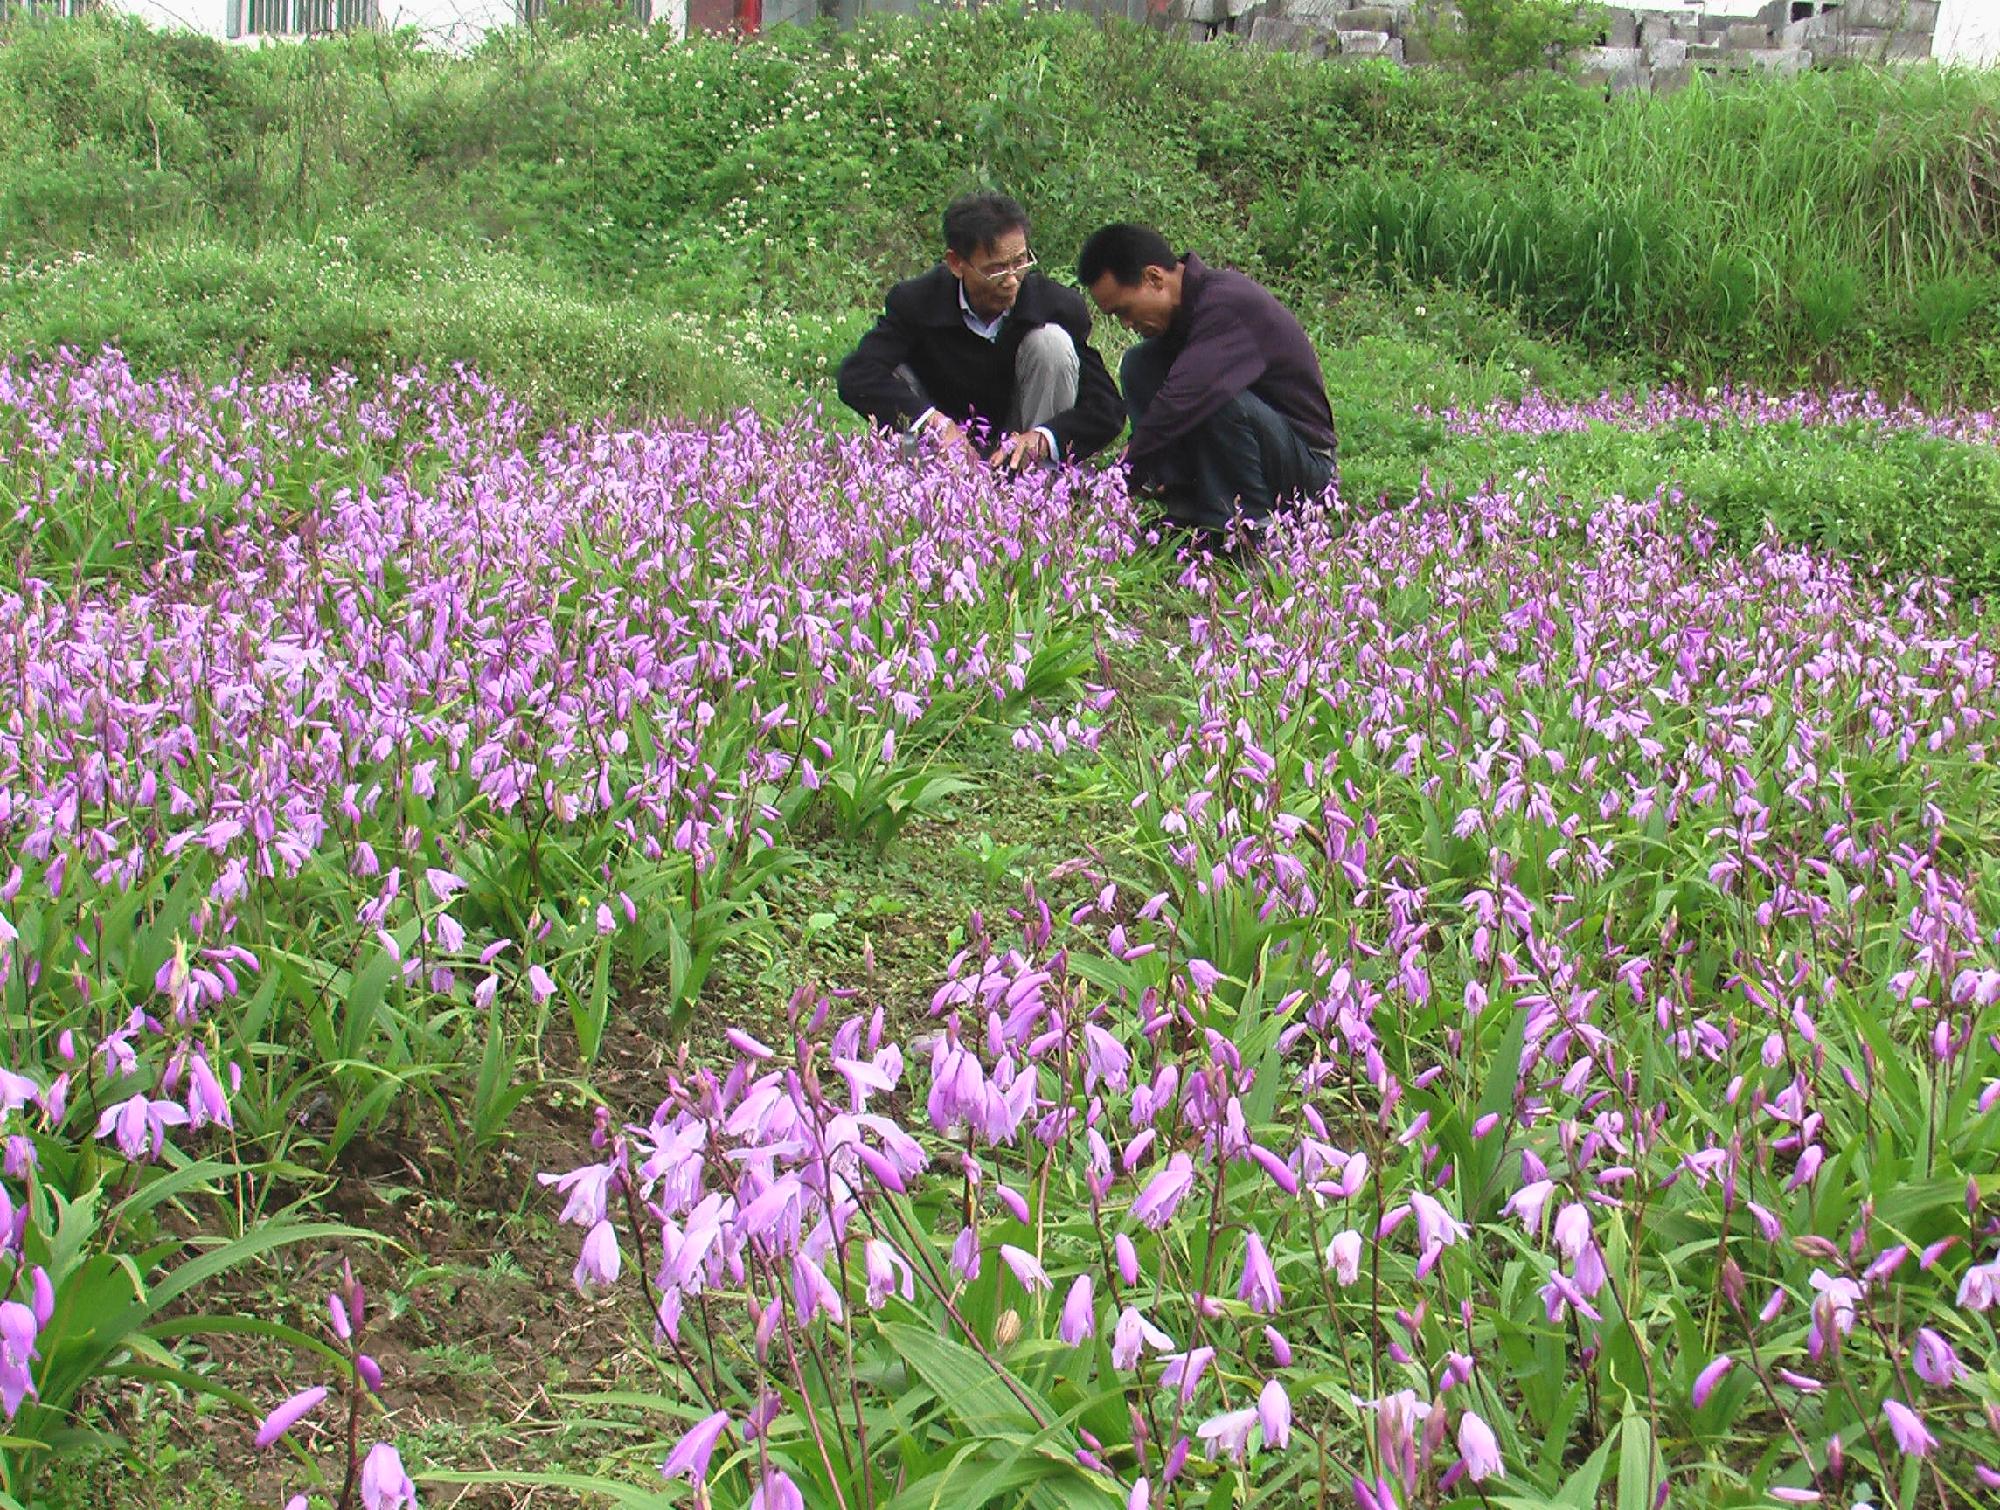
xmin=3 ymin=349 xmax=1999 ymax=1510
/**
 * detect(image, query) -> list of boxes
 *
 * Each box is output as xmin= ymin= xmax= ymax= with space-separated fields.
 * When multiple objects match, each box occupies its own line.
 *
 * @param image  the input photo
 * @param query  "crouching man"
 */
xmin=838 ymin=192 xmax=1124 ymax=470
xmin=1078 ymin=223 xmax=1337 ymax=547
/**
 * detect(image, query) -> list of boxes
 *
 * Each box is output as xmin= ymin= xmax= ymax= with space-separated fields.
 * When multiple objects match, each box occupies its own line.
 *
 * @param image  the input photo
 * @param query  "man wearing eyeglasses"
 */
xmin=838 ymin=192 xmax=1123 ymax=471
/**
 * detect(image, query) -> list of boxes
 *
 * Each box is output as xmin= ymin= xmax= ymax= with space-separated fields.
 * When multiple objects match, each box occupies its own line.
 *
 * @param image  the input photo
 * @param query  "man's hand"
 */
xmin=924 ymin=411 xmax=973 ymax=455
xmin=995 ymin=429 xmax=1051 ymax=472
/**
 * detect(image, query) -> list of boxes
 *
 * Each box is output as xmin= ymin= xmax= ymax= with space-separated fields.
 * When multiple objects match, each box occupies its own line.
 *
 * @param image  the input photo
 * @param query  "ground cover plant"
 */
xmin=1 ymin=341 xmax=1999 ymax=1510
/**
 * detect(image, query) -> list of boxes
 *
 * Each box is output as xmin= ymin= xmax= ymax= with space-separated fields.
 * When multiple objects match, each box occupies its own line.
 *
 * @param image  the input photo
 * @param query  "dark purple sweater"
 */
xmin=1127 ymin=254 xmax=1337 ymax=463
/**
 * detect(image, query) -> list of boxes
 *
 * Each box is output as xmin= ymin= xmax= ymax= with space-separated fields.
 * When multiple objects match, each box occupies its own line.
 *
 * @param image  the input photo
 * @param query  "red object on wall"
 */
xmin=687 ymin=0 xmax=759 ymax=31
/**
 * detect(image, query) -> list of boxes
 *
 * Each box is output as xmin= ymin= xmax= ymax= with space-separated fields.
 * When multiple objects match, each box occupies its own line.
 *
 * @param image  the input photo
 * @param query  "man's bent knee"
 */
xmin=1014 ymin=326 xmax=1080 ymax=433
xmin=1017 ymin=325 xmax=1079 ymax=378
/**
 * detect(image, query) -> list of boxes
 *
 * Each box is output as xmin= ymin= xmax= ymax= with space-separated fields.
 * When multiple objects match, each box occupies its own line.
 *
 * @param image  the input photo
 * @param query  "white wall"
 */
xmin=104 ymin=0 xmax=686 ymax=47
xmin=1934 ymin=0 xmax=2000 ymax=65
xmin=119 ymin=0 xmax=228 ymax=37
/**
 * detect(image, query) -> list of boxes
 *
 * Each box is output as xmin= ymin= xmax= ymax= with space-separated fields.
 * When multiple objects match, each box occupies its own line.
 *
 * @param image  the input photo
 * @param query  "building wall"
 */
xmin=1934 ymin=0 xmax=2000 ymax=65
xmin=106 ymin=0 xmax=686 ymax=46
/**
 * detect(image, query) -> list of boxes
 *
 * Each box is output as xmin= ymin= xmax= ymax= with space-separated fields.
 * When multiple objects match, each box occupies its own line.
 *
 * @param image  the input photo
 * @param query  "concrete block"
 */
xmin=1726 ymin=22 xmax=1773 ymax=48
xmin=1807 ymin=26 xmax=1930 ymax=61
xmin=1334 ymin=28 xmax=1399 ymax=56
xmin=1578 ymin=45 xmax=1649 ymax=89
xmin=1883 ymin=27 xmax=1939 ymax=60
xmin=1653 ymin=62 xmax=1695 ymax=92
xmin=1283 ymin=0 xmax=1345 ymax=22
xmin=1745 ymin=44 xmax=1810 ymax=72
xmin=1646 ymin=37 xmax=1689 ymax=68
xmin=1401 ymin=25 xmax=1436 ymax=63
xmin=1178 ymin=0 xmax=1229 ymax=23
xmin=1603 ymin=8 xmax=1639 ymax=48
xmin=1832 ymin=0 xmax=1938 ymax=29
xmin=1638 ymin=14 xmax=1691 ymax=46
xmin=1782 ymin=13 xmax=1836 ymax=43
xmin=1698 ymin=17 xmax=1733 ymax=43
xmin=1249 ymin=15 xmax=1329 ymax=51
xmin=1334 ymin=4 xmax=1401 ymax=29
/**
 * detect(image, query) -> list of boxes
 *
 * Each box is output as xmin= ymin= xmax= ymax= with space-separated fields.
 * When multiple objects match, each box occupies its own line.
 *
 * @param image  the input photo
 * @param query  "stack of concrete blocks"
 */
xmin=1243 ymin=0 xmax=1415 ymax=61
xmin=1225 ymin=1 xmax=1944 ymax=92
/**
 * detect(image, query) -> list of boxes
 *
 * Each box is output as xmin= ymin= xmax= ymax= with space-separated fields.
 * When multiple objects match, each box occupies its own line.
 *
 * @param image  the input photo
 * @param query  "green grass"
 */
xmin=2 ymin=9 xmax=1997 ymax=418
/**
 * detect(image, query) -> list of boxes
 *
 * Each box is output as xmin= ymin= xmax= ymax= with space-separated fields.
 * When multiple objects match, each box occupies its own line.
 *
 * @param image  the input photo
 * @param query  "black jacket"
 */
xmin=837 ymin=265 xmax=1124 ymax=462
xmin=1128 ymin=253 xmax=1337 ymax=465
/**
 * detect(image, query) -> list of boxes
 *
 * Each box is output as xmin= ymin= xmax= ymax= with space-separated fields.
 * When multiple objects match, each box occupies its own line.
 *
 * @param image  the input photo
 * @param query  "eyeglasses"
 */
xmin=972 ymin=250 xmax=1037 ymax=284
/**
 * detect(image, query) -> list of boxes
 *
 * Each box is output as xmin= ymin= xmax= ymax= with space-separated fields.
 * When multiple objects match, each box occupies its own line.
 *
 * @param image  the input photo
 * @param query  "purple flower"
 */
xmin=1882 ymin=1398 xmax=1936 ymax=1457
xmin=951 ymin=1227 xmax=981 ymax=1282
xmin=1195 ymin=1405 xmax=1258 ymax=1463
xmin=1457 ymin=1409 xmax=1503 ymax=1482
xmin=1692 ymin=1354 xmax=1734 ymax=1408
xmin=538 ymin=1161 xmax=618 ymax=1227
xmin=1502 ymin=1178 xmax=1554 ymax=1231
xmin=1326 ymin=1229 xmax=1363 ymax=1286
xmin=1082 ymin=1024 xmax=1130 ymax=1091
xmin=750 ymin=1468 xmax=805 ymax=1510
xmin=1132 ymin=1153 xmax=1196 ymax=1229
xmin=1237 ymin=1230 xmax=1282 ymax=1313
xmin=864 ymin=1240 xmax=914 ymax=1309
xmin=1551 ymin=1203 xmax=1592 ymax=1260
xmin=1111 ymin=1306 xmax=1173 ymax=1370
xmin=573 ymin=1220 xmax=621 ymax=1291
xmin=1059 ymin=1275 xmax=1096 ymax=1343
xmin=1911 ymin=1327 xmax=1968 ymax=1387
xmin=1114 ymin=1232 xmax=1140 ymax=1286
xmin=0 ymin=1303 xmax=39 ymax=1418
xmin=1186 ymin=959 xmax=1224 ymax=994
xmin=185 ymin=1051 xmax=232 ymax=1130
xmin=1408 ymin=1190 xmax=1467 ymax=1261
xmin=254 ymin=1384 xmax=329 ymax=1448
xmin=94 ymin=1093 xmax=191 ymax=1161
xmin=1257 ymin=1379 xmax=1291 ymax=1450
xmin=359 ymin=1442 xmax=417 ymax=1510
xmin=999 ymin=1244 xmax=1051 ymax=1294
xmin=662 ymin=1410 xmax=731 ymax=1482
xmin=1957 ymin=1259 xmax=2000 ymax=1310
xmin=1160 ymin=1345 xmax=1214 ymax=1401
xmin=1807 ymin=1270 xmax=1861 ymax=1358
xmin=1264 ymin=1325 xmax=1292 ymax=1367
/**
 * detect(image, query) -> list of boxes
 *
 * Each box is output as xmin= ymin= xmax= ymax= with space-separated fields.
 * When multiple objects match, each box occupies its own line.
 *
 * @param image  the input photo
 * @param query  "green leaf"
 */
xmin=876 ymin=1318 xmax=1051 ymax=1438
xmin=1551 ymin=1431 xmax=1617 ymax=1509
xmin=1616 ymin=1405 xmax=1658 ymax=1510
xmin=419 ymin=1469 xmax=672 ymax=1508
xmin=339 ymin=944 xmax=399 ymax=1063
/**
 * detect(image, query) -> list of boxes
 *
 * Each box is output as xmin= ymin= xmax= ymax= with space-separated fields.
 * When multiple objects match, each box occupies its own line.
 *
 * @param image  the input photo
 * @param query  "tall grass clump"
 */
xmin=1268 ymin=65 xmax=2000 ymax=392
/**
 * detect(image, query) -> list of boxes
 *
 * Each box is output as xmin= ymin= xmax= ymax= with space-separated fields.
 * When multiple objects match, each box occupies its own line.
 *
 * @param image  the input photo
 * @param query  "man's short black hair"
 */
xmin=943 ymin=192 xmax=1029 ymax=260
xmin=1076 ymin=224 xmax=1178 ymax=288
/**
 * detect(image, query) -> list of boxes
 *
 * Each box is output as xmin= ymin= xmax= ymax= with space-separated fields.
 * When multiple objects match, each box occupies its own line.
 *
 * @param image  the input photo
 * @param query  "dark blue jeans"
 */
xmin=1120 ymin=340 xmax=1335 ymax=535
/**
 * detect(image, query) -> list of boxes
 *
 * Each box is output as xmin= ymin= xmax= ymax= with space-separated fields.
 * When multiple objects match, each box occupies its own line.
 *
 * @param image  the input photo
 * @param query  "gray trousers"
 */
xmin=897 ymin=326 xmax=1080 ymax=454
